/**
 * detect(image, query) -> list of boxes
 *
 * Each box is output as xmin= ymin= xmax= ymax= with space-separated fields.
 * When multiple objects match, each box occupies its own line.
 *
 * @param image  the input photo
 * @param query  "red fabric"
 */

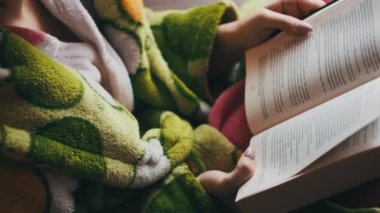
xmin=209 ymin=80 xmax=252 ymax=151
xmin=5 ymin=26 xmax=46 ymax=46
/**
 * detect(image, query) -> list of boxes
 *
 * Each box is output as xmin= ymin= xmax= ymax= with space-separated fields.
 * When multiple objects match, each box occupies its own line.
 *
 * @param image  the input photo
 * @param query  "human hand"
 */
xmin=209 ymin=0 xmax=326 ymax=83
xmin=197 ymin=147 xmax=256 ymax=207
xmin=220 ymin=0 xmax=326 ymax=55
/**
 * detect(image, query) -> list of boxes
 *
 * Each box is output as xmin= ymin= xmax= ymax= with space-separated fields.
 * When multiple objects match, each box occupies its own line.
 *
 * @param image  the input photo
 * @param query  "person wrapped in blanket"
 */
xmin=0 ymin=0 xmax=363 ymax=212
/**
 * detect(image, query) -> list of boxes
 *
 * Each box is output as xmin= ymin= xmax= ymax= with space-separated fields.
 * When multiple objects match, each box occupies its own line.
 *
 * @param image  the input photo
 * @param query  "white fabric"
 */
xmin=104 ymin=25 xmax=140 ymax=75
xmin=36 ymin=35 xmax=102 ymax=83
xmin=31 ymin=32 xmax=119 ymax=107
xmin=43 ymin=170 xmax=79 ymax=213
xmin=131 ymin=139 xmax=171 ymax=189
xmin=40 ymin=0 xmax=134 ymax=111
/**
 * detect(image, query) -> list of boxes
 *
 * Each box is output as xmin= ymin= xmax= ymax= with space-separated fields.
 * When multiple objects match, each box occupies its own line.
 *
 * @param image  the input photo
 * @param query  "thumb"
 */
xmin=261 ymin=9 xmax=314 ymax=35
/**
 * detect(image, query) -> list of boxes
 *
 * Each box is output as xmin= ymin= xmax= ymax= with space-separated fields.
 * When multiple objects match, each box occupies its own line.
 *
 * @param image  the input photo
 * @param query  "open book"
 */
xmin=236 ymin=0 xmax=380 ymax=211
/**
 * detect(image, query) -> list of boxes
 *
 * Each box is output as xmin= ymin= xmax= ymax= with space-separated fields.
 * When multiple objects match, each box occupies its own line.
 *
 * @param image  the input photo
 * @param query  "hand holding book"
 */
xmin=209 ymin=0 xmax=325 ymax=89
xmin=237 ymin=0 xmax=380 ymax=211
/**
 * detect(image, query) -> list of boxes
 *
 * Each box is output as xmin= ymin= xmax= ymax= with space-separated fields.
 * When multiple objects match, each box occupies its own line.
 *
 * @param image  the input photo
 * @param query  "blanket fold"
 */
xmin=93 ymin=0 xmax=239 ymax=122
xmin=0 ymin=27 xmax=193 ymax=189
xmin=0 ymin=23 xmax=237 ymax=212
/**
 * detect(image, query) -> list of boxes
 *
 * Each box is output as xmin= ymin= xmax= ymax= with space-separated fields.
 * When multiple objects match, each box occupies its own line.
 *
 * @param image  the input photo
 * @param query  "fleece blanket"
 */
xmin=0 ymin=1 xmax=242 ymax=212
xmin=0 ymin=25 xmax=240 ymax=212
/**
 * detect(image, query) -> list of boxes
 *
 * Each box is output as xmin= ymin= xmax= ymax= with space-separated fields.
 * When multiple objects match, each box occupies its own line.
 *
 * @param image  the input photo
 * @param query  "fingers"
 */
xmin=298 ymin=0 xmax=326 ymax=17
xmin=267 ymin=0 xmax=326 ymax=18
xmin=226 ymin=151 xmax=256 ymax=190
xmin=282 ymin=0 xmax=302 ymax=18
xmin=258 ymin=9 xmax=314 ymax=35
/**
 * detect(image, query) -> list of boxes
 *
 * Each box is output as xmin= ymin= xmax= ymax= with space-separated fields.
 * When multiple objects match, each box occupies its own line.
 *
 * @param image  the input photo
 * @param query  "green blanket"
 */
xmin=0 ymin=26 xmax=239 ymax=212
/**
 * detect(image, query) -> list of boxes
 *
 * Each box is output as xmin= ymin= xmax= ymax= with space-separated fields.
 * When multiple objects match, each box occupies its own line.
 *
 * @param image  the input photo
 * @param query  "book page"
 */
xmin=314 ymin=118 xmax=380 ymax=167
xmin=245 ymin=0 xmax=380 ymax=133
xmin=236 ymin=118 xmax=380 ymax=212
xmin=236 ymin=77 xmax=380 ymax=201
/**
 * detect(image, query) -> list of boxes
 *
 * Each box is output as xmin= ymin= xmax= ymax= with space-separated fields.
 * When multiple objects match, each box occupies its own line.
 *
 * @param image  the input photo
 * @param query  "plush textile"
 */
xmin=41 ymin=0 xmax=135 ymax=111
xmin=93 ymin=0 xmax=238 ymax=122
xmin=0 ymin=1 xmax=240 ymax=212
xmin=209 ymin=79 xmax=251 ymax=151
xmin=0 ymin=26 xmax=239 ymax=212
